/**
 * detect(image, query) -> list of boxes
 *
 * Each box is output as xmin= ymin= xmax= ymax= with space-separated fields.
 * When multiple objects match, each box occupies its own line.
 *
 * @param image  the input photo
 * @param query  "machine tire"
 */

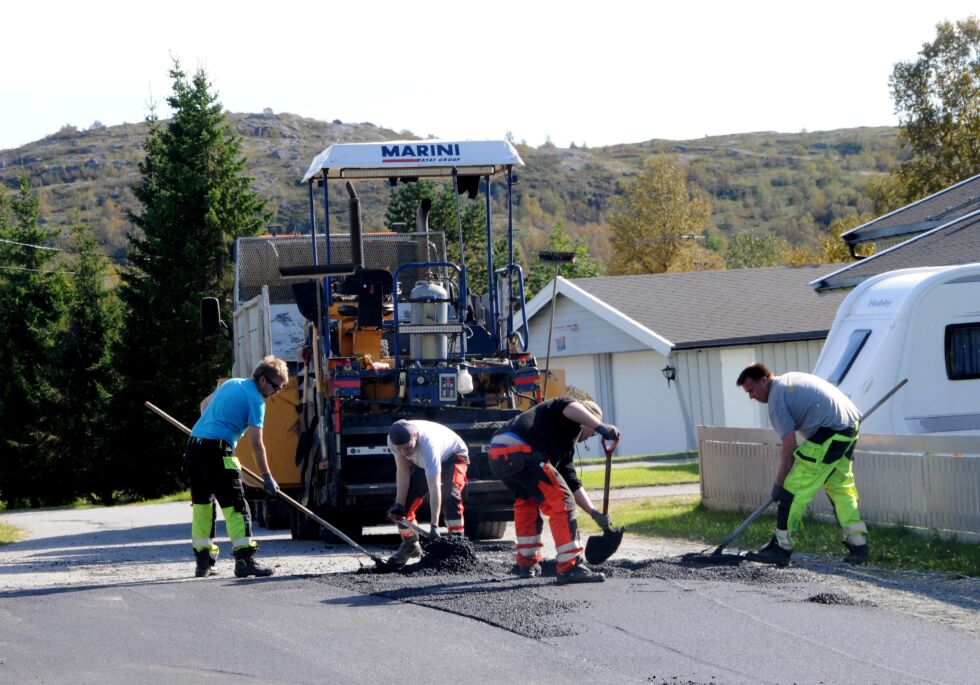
xmin=319 ymin=511 xmax=362 ymax=544
xmin=265 ymin=499 xmax=291 ymax=530
xmin=290 ymin=506 xmax=321 ymax=540
xmin=465 ymin=518 xmax=507 ymax=541
xmin=252 ymin=500 xmax=268 ymax=528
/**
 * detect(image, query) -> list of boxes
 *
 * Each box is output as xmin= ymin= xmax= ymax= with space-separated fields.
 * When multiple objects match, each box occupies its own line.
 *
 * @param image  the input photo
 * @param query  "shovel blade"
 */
xmin=584 ymin=527 xmax=624 ymax=565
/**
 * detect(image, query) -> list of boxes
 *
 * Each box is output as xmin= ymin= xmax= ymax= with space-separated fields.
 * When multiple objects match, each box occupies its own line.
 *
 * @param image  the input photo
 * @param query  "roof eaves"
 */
xmin=811 ymin=208 xmax=980 ymax=292
xmin=840 ymin=172 xmax=980 ymax=239
xmin=673 ymin=330 xmax=831 ymax=350
xmin=523 ymin=276 xmax=675 ymax=356
xmin=843 ymin=222 xmax=938 ymax=246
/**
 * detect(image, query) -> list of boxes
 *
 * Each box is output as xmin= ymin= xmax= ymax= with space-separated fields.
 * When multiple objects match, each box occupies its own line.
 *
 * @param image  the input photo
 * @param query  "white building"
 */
xmin=520 ymin=265 xmax=848 ymax=456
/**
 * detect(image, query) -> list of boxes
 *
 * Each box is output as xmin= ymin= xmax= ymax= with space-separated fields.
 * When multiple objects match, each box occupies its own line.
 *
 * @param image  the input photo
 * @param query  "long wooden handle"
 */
xmin=600 ymin=437 xmax=619 ymax=516
xmin=143 ymin=401 xmax=385 ymax=565
xmin=714 ymin=495 xmax=776 ymax=552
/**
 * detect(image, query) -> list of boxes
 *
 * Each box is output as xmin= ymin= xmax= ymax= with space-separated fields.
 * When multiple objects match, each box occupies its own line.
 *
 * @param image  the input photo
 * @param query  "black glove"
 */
xmin=590 ymin=509 xmax=611 ymax=530
xmin=596 ymin=423 xmax=620 ymax=440
xmin=428 ymin=524 xmax=441 ymax=541
xmin=262 ymin=472 xmax=280 ymax=497
xmin=386 ymin=502 xmax=406 ymax=523
xmin=771 ymin=484 xmax=793 ymax=503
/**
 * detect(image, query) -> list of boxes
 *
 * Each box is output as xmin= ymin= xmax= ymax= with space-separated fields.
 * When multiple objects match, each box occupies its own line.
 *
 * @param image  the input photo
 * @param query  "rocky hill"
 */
xmin=0 ymin=112 xmax=900 ymax=264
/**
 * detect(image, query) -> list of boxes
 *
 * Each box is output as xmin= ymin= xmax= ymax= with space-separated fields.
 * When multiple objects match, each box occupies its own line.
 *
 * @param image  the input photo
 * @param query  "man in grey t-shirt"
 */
xmin=737 ymin=363 xmax=868 ymax=567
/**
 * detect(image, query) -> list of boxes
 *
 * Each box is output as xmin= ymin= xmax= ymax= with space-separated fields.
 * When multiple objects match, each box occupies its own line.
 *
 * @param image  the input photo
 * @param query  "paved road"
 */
xmin=1 ymin=502 xmax=977 ymax=684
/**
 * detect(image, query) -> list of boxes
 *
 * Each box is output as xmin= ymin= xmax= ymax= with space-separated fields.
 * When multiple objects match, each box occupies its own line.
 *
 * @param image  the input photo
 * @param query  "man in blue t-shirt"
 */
xmin=185 ymin=356 xmax=288 ymax=578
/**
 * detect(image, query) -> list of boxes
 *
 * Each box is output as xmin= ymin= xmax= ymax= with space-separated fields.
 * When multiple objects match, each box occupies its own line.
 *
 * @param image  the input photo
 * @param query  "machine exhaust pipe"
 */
xmin=416 ymin=198 xmax=432 ymax=233
xmin=346 ymin=181 xmax=365 ymax=269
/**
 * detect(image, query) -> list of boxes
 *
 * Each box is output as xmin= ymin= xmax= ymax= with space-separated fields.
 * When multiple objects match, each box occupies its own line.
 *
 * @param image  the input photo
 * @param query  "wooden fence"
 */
xmin=698 ymin=426 xmax=980 ymax=541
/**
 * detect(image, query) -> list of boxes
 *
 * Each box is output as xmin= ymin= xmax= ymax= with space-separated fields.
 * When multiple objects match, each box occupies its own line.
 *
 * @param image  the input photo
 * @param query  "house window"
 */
xmin=827 ymin=329 xmax=871 ymax=385
xmin=945 ymin=323 xmax=980 ymax=380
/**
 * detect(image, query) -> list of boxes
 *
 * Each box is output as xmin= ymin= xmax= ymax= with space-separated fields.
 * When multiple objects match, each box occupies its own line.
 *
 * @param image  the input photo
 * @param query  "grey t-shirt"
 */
xmin=767 ymin=372 xmax=860 ymax=439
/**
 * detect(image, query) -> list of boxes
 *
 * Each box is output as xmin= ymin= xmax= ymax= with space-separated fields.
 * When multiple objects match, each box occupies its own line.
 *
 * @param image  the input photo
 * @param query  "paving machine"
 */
xmin=220 ymin=140 xmax=542 ymax=541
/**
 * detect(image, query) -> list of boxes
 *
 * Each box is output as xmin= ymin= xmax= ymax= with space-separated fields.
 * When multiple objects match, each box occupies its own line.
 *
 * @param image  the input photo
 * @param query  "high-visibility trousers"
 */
xmin=781 ymin=425 xmax=863 ymax=536
xmin=184 ymin=437 xmax=256 ymax=556
xmin=400 ymin=453 xmax=468 ymax=538
xmin=488 ymin=435 xmax=582 ymax=574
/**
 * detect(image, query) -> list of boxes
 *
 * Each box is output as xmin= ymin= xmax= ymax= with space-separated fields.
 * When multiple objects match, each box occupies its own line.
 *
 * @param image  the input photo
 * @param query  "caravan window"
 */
xmin=945 ymin=323 xmax=980 ymax=380
xmin=827 ymin=329 xmax=871 ymax=385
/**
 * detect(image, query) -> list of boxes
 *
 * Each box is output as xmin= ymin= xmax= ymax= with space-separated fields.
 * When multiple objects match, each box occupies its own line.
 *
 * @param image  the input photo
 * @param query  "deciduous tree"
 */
xmin=608 ymin=156 xmax=711 ymax=274
xmin=524 ymin=219 xmax=602 ymax=297
xmin=724 ymin=231 xmax=782 ymax=270
xmin=889 ymin=16 xmax=980 ymax=203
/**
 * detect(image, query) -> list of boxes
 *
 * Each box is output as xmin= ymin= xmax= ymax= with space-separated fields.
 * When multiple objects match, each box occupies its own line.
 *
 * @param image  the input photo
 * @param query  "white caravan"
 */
xmin=812 ymin=263 xmax=980 ymax=435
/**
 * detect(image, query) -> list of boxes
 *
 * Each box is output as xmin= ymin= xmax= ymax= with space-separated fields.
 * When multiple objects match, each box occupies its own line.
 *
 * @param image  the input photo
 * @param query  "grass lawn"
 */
xmin=579 ymin=463 xmax=700 ymax=490
xmin=0 ymin=522 xmax=23 ymax=545
xmin=576 ymin=451 xmax=697 ymax=467
xmin=576 ymin=495 xmax=980 ymax=577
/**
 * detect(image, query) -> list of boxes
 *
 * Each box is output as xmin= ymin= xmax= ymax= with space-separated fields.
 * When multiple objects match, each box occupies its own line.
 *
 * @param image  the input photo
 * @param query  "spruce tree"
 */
xmin=0 ymin=178 xmax=69 ymax=507
xmin=113 ymin=62 xmax=268 ymax=497
xmin=56 ymin=219 xmax=123 ymax=505
xmin=384 ymin=179 xmax=503 ymax=299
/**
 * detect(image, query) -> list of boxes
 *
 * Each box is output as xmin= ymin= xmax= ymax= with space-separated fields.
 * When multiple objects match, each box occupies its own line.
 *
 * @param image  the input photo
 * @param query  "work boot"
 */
xmin=556 ymin=560 xmax=605 ymax=585
xmin=194 ymin=549 xmax=217 ymax=578
xmin=843 ymin=540 xmax=870 ymax=565
xmin=516 ymin=562 xmax=542 ymax=578
xmin=745 ymin=536 xmax=792 ymax=567
xmin=387 ymin=536 xmax=422 ymax=567
xmin=233 ymin=547 xmax=274 ymax=578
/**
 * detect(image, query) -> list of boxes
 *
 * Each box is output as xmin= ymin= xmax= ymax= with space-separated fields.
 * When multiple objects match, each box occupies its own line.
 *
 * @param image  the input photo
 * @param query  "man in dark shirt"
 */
xmin=488 ymin=397 xmax=620 ymax=584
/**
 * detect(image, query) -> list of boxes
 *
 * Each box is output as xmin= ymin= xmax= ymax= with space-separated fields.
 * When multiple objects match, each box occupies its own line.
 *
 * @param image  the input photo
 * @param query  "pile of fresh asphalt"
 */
xmin=319 ymin=542 xmax=808 ymax=639
xmin=805 ymin=591 xmax=876 ymax=607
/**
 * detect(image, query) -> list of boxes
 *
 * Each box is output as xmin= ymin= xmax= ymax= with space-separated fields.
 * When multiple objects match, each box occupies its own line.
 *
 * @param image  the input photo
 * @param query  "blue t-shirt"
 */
xmin=191 ymin=378 xmax=266 ymax=447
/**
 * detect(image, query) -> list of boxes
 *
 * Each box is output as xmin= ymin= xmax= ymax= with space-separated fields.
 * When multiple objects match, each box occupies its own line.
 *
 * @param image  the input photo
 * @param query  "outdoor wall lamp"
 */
xmin=662 ymin=364 xmax=676 ymax=387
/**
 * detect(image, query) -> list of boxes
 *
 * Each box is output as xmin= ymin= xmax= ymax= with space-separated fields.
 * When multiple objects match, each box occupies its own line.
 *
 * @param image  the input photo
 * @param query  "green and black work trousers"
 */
xmin=779 ymin=423 xmax=864 ymax=538
xmin=184 ymin=437 xmax=256 ymax=558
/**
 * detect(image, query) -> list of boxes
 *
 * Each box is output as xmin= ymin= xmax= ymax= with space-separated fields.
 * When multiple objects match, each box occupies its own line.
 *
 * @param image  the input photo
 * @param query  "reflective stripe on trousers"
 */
xmin=185 ymin=438 xmax=256 ymax=553
xmin=398 ymin=453 xmax=469 ymax=537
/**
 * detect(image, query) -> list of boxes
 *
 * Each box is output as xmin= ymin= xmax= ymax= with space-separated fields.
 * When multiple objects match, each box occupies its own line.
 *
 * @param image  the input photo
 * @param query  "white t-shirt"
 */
xmin=387 ymin=419 xmax=469 ymax=477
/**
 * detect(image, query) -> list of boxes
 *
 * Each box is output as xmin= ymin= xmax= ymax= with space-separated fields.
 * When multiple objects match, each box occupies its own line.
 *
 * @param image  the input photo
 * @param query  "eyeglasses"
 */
xmin=264 ymin=375 xmax=283 ymax=392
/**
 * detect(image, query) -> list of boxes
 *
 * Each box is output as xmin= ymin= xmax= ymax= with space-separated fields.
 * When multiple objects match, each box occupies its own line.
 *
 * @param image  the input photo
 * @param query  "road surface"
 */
xmin=1 ymin=501 xmax=977 ymax=684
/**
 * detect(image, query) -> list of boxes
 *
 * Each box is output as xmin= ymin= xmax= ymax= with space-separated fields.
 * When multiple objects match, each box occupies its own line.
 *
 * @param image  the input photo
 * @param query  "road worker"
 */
xmin=385 ymin=419 xmax=470 ymax=567
xmin=488 ymin=397 xmax=619 ymax=584
xmin=737 ymin=362 xmax=869 ymax=567
xmin=184 ymin=355 xmax=286 ymax=578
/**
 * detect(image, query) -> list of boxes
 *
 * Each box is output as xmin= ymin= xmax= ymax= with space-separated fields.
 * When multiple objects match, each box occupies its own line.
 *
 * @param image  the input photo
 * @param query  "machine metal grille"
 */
xmin=236 ymin=233 xmax=448 ymax=306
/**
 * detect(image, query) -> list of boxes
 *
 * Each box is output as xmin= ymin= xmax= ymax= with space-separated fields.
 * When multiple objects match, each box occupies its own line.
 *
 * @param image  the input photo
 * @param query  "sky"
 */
xmin=2 ymin=1 xmax=977 ymax=152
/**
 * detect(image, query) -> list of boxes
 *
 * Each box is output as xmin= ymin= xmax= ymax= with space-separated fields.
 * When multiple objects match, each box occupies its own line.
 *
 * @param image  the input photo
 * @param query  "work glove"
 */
xmin=771 ymin=483 xmax=792 ymax=503
xmin=386 ymin=502 xmax=406 ymax=524
xmin=262 ymin=472 xmax=280 ymax=497
xmin=590 ymin=509 xmax=611 ymax=530
xmin=595 ymin=423 xmax=620 ymax=440
xmin=428 ymin=524 xmax=441 ymax=541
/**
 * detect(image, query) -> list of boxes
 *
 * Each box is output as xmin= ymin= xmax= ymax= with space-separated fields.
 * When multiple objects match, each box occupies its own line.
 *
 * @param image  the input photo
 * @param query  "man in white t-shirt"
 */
xmin=385 ymin=419 xmax=470 ymax=566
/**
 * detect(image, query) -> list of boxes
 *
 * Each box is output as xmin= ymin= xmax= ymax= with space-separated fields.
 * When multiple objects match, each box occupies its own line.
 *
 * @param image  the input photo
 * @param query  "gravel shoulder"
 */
xmin=1 ymin=501 xmax=977 ymax=637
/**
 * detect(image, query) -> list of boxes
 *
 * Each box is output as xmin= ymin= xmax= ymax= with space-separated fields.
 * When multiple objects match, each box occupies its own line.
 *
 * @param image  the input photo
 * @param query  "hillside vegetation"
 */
xmin=0 ymin=113 xmax=900 ymax=266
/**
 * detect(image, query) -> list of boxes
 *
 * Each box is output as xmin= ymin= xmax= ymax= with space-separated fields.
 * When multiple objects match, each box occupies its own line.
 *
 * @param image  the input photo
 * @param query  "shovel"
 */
xmin=144 ymin=401 xmax=392 ymax=571
xmin=700 ymin=376 xmax=911 ymax=562
xmin=584 ymin=437 xmax=625 ymax=565
xmin=386 ymin=512 xmax=432 ymax=539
